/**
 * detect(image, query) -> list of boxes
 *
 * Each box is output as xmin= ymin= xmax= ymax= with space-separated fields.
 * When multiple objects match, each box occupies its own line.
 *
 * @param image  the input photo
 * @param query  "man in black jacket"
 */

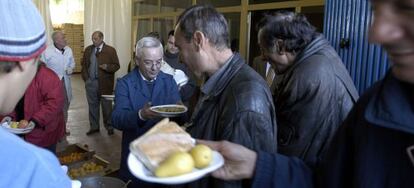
xmin=174 ymin=5 xmax=278 ymax=188
xmin=258 ymin=11 xmax=358 ymax=166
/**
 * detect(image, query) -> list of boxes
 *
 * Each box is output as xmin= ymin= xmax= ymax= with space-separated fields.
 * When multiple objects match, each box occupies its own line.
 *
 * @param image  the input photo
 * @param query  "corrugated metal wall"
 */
xmin=323 ymin=0 xmax=390 ymax=94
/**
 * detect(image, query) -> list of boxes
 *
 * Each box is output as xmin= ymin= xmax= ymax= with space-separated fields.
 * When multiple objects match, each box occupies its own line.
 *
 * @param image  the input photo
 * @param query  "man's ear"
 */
xmin=274 ymin=39 xmax=286 ymax=55
xmin=134 ymin=56 xmax=140 ymax=66
xmin=193 ymin=31 xmax=205 ymax=51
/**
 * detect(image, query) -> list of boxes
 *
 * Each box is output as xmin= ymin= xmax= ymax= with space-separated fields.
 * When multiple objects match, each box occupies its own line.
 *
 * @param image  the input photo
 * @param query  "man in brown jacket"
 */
xmin=81 ymin=31 xmax=120 ymax=135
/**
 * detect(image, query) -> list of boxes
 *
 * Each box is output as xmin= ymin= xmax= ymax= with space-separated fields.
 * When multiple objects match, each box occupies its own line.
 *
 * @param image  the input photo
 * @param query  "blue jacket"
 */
xmin=252 ymin=72 xmax=414 ymax=188
xmin=0 ymin=128 xmax=71 ymax=188
xmin=112 ymin=68 xmax=180 ymax=187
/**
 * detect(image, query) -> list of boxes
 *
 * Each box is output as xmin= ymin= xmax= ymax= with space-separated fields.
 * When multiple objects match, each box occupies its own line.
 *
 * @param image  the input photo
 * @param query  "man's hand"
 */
xmin=1 ymin=116 xmax=12 ymax=124
xmin=66 ymin=68 xmax=73 ymax=75
xmin=99 ymin=64 xmax=108 ymax=70
xmin=197 ymin=140 xmax=257 ymax=181
xmin=177 ymin=101 xmax=184 ymax=106
xmin=27 ymin=121 xmax=35 ymax=128
xmin=139 ymin=102 xmax=161 ymax=120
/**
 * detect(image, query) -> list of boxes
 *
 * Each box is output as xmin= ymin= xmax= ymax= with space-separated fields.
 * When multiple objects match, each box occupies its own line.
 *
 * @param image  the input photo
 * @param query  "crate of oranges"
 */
xmin=57 ymin=144 xmax=95 ymax=165
xmin=67 ymin=155 xmax=113 ymax=179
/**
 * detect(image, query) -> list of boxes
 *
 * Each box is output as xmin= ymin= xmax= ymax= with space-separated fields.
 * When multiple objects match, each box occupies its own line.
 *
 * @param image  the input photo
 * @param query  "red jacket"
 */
xmin=7 ymin=65 xmax=65 ymax=147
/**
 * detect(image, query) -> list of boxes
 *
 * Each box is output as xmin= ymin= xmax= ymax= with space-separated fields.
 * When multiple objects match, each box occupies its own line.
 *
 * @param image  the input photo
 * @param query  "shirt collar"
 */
xmin=96 ymin=43 xmax=104 ymax=52
xmin=138 ymin=68 xmax=157 ymax=82
xmin=201 ymin=54 xmax=234 ymax=95
xmin=53 ymin=44 xmax=66 ymax=53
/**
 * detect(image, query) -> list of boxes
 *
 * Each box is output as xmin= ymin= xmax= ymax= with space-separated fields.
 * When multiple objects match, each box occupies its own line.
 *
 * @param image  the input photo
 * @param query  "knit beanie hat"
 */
xmin=0 ymin=0 xmax=46 ymax=62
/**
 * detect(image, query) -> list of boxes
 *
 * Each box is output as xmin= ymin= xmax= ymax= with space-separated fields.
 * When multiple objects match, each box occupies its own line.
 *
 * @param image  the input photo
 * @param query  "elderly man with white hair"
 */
xmin=41 ymin=31 xmax=75 ymax=125
xmin=111 ymin=37 xmax=181 ymax=187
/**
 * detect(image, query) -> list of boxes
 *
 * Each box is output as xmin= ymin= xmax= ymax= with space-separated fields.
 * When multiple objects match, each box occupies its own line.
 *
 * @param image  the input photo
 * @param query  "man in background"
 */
xmin=257 ymin=11 xmax=358 ymax=167
xmin=0 ymin=0 xmax=72 ymax=187
xmin=163 ymin=30 xmax=196 ymax=115
xmin=251 ymin=56 xmax=277 ymax=95
xmin=42 ymin=31 xmax=75 ymax=134
xmin=81 ymin=31 xmax=120 ymax=136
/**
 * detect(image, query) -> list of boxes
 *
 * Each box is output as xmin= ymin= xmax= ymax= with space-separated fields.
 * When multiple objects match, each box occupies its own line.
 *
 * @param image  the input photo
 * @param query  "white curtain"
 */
xmin=32 ymin=0 xmax=54 ymax=45
xmin=84 ymin=0 xmax=131 ymax=78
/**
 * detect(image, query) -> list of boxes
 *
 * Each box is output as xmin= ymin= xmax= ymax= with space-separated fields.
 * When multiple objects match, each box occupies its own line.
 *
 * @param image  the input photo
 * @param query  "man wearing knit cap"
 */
xmin=0 ymin=0 xmax=72 ymax=187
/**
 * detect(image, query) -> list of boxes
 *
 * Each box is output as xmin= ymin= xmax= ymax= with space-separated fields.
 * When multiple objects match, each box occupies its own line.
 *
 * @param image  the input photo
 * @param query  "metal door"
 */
xmin=324 ymin=0 xmax=390 ymax=93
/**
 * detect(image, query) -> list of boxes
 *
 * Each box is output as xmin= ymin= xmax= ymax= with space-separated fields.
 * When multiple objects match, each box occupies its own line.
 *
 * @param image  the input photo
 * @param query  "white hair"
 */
xmin=135 ymin=37 xmax=163 ymax=60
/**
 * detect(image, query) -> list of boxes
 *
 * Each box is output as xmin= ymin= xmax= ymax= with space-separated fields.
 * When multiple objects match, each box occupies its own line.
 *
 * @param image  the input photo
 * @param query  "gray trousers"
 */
xmin=85 ymin=79 xmax=113 ymax=131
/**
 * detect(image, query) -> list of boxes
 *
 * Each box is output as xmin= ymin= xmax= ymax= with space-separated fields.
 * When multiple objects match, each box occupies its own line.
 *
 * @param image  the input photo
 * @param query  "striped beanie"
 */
xmin=0 ymin=0 xmax=46 ymax=62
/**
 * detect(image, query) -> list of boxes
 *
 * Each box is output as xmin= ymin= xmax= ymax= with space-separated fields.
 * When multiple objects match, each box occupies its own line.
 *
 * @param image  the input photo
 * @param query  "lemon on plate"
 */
xmin=189 ymin=144 xmax=213 ymax=169
xmin=10 ymin=122 xmax=18 ymax=129
xmin=155 ymin=151 xmax=194 ymax=177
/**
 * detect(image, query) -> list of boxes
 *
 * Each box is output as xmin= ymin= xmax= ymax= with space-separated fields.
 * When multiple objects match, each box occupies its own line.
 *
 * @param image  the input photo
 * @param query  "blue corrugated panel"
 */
xmin=323 ymin=0 xmax=390 ymax=94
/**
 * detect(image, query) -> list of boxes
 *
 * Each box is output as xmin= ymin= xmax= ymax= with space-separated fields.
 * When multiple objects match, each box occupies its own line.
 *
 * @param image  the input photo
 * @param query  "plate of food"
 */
xmin=127 ymin=118 xmax=224 ymax=185
xmin=0 ymin=120 xmax=35 ymax=134
xmin=150 ymin=104 xmax=187 ymax=117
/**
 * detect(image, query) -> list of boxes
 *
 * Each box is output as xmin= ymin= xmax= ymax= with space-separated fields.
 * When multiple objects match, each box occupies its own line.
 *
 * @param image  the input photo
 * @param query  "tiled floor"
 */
xmin=57 ymin=74 xmax=121 ymax=172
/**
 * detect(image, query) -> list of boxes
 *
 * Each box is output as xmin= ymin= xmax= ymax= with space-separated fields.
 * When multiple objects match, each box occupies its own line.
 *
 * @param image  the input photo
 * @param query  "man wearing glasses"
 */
xmin=111 ymin=37 xmax=181 ymax=187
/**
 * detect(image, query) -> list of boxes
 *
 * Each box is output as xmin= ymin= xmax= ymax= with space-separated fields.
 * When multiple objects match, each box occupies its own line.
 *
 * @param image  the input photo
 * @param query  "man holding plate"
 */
xmin=112 ymin=36 xmax=181 ymax=188
xmin=174 ymin=5 xmax=277 ymax=188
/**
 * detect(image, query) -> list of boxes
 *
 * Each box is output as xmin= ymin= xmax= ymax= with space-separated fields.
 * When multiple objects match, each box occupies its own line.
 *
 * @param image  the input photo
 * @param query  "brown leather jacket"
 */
xmin=81 ymin=43 xmax=120 ymax=94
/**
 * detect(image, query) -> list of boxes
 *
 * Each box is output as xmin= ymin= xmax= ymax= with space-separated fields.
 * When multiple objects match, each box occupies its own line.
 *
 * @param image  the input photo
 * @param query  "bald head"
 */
xmin=52 ymin=31 xmax=67 ymax=49
xmin=92 ymin=31 xmax=104 ymax=47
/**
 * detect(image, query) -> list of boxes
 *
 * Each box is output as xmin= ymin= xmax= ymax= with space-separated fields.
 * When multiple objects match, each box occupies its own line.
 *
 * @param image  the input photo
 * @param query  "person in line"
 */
xmin=250 ymin=56 xmax=277 ymax=96
xmin=163 ymin=30 xmax=196 ymax=105
xmin=199 ymin=0 xmax=414 ymax=187
xmin=41 ymin=30 xmax=75 ymax=134
xmin=163 ymin=30 xmax=197 ymax=121
xmin=0 ymin=0 xmax=72 ymax=187
xmin=174 ymin=5 xmax=277 ymax=188
xmin=258 ymin=11 xmax=358 ymax=166
xmin=112 ymin=37 xmax=181 ymax=188
xmin=1 ymin=63 xmax=66 ymax=153
xmin=81 ymin=31 xmax=120 ymax=135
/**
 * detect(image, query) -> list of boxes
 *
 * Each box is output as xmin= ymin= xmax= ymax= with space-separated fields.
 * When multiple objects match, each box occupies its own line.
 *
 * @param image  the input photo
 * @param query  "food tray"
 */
xmin=57 ymin=144 xmax=95 ymax=165
xmin=67 ymin=155 xmax=113 ymax=179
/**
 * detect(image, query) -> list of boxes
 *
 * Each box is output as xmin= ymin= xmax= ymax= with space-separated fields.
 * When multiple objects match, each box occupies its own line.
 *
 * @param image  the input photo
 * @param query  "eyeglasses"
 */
xmin=143 ymin=60 xmax=162 ymax=68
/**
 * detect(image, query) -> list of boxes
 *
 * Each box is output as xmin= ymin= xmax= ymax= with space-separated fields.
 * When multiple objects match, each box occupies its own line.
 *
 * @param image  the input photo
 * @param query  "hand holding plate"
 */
xmin=1 ymin=116 xmax=11 ymax=124
xmin=140 ymin=102 xmax=162 ymax=120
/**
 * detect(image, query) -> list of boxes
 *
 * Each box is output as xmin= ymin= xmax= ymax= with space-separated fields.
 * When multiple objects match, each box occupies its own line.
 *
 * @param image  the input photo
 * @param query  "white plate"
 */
xmin=101 ymin=95 xmax=115 ymax=100
xmin=150 ymin=104 xmax=188 ymax=117
xmin=0 ymin=121 xmax=35 ymax=134
xmin=127 ymin=151 xmax=224 ymax=185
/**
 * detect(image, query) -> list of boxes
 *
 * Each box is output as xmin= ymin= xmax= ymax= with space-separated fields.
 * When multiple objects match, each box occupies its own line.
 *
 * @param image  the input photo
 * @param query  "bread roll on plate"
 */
xmin=129 ymin=118 xmax=195 ymax=172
